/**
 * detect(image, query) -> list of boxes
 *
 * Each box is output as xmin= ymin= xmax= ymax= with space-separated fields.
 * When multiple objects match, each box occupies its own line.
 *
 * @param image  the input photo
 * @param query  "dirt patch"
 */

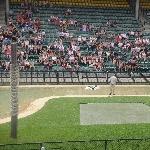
xmin=0 ymin=85 xmax=150 ymax=124
xmin=0 ymin=95 xmax=108 ymax=124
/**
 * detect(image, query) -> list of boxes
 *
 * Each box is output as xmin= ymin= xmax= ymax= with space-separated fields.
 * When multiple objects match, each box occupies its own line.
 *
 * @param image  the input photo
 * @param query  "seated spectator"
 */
xmin=65 ymin=9 xmax=72 ymax=16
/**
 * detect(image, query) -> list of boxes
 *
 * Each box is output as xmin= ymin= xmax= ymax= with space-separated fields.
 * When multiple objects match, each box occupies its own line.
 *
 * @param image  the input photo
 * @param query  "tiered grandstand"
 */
xmin=140 ymin=0 xmax=150 ymax=9
xmin=0 ymin=1 xmax=150 ymax=150
xmin=0 ymin=0 xmax=150 ymax=84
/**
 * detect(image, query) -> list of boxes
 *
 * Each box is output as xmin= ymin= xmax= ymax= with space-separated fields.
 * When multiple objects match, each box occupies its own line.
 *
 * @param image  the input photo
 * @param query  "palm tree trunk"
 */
xmin=10 ymin=43 xmax=19 ymax=138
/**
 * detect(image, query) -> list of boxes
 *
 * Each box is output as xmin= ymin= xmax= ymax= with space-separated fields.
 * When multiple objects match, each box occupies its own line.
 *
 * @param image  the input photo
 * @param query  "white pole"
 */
xmin=136 ymin=0 xmax=139 ymax=20
xmin=6 ymin=0 xmax=9 ymax=24
xmin=6 ymin=0 xmax=9 ymax=13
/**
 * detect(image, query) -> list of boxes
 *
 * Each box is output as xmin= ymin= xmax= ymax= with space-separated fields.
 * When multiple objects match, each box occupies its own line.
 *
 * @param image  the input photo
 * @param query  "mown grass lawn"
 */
xmin=0 ymin=96 xmax=150 ymax=149
xmin=0 ymin=86 xmax=150 ymax=118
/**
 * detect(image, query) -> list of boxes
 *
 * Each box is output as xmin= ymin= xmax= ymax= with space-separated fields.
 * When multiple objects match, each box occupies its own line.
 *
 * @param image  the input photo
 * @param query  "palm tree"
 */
xmin=10 ymin=42 xmax=19 ymax=138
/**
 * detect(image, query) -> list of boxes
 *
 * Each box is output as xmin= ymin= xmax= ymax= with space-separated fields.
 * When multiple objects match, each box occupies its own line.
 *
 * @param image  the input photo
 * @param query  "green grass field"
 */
xmin=0 ymin=85 xmax=150 ymax=118
xmin=0 ymin=96 xmax=150 ymax=149
xmin=0 ymin=86 xmax=150 ymax=149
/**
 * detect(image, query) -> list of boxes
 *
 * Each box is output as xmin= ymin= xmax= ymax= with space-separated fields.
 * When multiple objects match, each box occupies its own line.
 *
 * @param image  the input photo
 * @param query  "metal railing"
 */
xmin=0 ymin=70 xmax=150 ymax=85
xmin=0 ymin=137 xmax=150 ymax=150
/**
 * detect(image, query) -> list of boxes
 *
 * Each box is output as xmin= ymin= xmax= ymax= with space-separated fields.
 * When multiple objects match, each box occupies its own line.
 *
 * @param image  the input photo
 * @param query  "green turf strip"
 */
xmin=0 ymin=86 xmax=150 ymax=118
xmin=0 ymin=96 xmax=150 ymax=146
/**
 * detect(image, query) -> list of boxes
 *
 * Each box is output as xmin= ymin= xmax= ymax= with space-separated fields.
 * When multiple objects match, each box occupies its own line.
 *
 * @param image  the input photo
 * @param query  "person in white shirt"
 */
xmin=118 ymin=42 xmax=123 ymax=48
xmin=82 ymin=24 xmax=87 ymax=32
xmin=108 ymin=74 xmax=117 ymax=95
xmin=121 ymin=33 xmax=128 ymax=39
xmin=78 ymin=36 xmax=82 ymax=43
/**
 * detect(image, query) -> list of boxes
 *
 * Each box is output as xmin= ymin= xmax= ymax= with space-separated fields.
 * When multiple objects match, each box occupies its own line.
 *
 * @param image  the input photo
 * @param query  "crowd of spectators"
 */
xmin=0 ymin=1 xmax=150 ymax=72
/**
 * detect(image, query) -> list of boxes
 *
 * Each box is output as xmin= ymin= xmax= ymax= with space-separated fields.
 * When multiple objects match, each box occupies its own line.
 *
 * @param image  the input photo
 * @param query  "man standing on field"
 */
xmin=108 ymin=74 xmax=117 ymax=95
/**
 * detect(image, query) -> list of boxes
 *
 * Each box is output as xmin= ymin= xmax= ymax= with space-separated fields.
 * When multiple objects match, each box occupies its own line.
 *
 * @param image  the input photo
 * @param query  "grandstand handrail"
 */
xmin=0 ymin=70 xmax=150 ymax=85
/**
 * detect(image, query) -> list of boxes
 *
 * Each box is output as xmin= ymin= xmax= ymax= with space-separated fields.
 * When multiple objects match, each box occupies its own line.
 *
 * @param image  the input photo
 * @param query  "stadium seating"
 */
xmin=10 ymin=0 xmax=129 ymax=8
xmin=10 ymin=3 xmax=141 ymax=40
xmin=140 ymin=0 xmax=150 ymax=9
xmin=0 ymin=0 xmax=149 ymax=72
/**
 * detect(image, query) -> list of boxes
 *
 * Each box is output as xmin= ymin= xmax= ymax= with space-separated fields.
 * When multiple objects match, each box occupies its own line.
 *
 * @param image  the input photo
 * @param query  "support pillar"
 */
xmin=135 ymin=0 xmax=139 ymax=20
xmin=6 ymin=0 xmax=9 ymax=24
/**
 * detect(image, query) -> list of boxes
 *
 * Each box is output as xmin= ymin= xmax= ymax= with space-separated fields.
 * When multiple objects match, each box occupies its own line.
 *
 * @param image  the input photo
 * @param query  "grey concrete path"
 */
xmin=80 ymin=103 xmax=150 ymax=125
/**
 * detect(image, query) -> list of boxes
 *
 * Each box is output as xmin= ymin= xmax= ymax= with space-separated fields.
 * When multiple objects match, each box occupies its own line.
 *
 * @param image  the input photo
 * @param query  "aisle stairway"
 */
xmin=139 ymin=0 xmax=150 ymax=39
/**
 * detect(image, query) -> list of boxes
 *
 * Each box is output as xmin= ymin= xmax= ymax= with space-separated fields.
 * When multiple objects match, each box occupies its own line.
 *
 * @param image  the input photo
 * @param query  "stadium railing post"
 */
xmin=104 ymin=140 xmax=108 ymax=150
